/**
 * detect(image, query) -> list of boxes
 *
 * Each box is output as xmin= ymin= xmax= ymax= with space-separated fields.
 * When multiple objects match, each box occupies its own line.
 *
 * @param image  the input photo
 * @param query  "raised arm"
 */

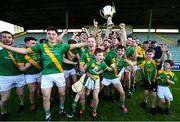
xmin=92 ymin=19 xmax=98 ymax=38
xmin=0 ymin=42 xmax=29 ymax=54
xmin=57 ymin=29 xmax=68 ymax=43
xmin=118 ymin=23 xmax=127 ymax=46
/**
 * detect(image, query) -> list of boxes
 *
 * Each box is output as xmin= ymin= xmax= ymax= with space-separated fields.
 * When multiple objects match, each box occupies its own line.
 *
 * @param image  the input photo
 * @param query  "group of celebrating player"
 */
xmin=0 ymin=21 xmax=177 ymax=121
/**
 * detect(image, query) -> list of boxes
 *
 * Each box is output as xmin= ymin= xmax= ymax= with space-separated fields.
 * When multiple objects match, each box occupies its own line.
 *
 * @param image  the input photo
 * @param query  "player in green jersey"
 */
xmin=0 ymin=31 xmax=25 ymax=121
xmin=139 ymin=48 xmax=166 ymax=115
xmin=19 ymin=37 xmax=42 ymax=111
xmin=156 ymin=60 xmax=177 ymax=115
xmin=0 ymin=26 xmax=87 ymax=121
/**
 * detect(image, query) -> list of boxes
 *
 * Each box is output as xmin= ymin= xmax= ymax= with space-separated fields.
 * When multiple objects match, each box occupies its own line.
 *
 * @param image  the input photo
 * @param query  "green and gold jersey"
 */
xmin=27 ymin=42 xmax=70 ymax=75
xmin=0 ymin=48 xmax=24 ymax=76
xmin=157 ymin=69 xmax=177 ymax=86
xmin=138 ymin=59 xmax=157 ymax=83
xmin=116 ymin=57 xmax=129 ymax=72
xmin=79 ymin=49 xmax=94 ymax=65
xmin=23 ymin=53 xmax=42 ymax=74
xmin=87 ymin=59 xmax=108 ymax=79
xmin=103 ymin=49 xmax=118 ymax=79
xmin=125 ymin=46 xmax=136 ymax=62
xmin=77 ymin=46 xmax=88 ymax=57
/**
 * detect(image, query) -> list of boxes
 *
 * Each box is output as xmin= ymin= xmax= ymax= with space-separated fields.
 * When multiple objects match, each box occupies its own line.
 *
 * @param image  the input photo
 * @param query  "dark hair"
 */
xmin=143 ymin=41 xmax=149 ymax=45
xmin=1 ymin=31 xmax=13 ymax=38
xmin=39 ymin=38 xmax=48 ymax=43
xmin=150 ymin=40 xmax=157 ymax=44
xmin=104 ymin=38 xmax=111 ymax=43
xmin=164 ymin=60 xmax=174 ymax=67
xmin=47 ymin=26 xmax=58 ymax=34
xmin=146 ymin=48 xmax=155 ymax=54
xmin=127 ymin=35 xmax=133 ymax=39
xmin=95 ymin=48 xmax=104 ymax=55
xmin=24 ymin=37 xmax=37 ymax=43
xmin=117 ymin=45 xmax=125 ymax=50
xmin=68 ymin=39 xmax=77 ymax=44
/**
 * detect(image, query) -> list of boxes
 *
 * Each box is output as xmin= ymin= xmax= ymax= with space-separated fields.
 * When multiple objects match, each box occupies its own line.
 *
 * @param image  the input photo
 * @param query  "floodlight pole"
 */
xmin=147 ymin=9 xmax=152 ymax=41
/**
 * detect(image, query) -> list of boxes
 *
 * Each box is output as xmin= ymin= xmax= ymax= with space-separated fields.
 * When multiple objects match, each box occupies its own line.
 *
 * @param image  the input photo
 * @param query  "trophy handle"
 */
xmin=100 ymin=9 xmax=105 ymax=18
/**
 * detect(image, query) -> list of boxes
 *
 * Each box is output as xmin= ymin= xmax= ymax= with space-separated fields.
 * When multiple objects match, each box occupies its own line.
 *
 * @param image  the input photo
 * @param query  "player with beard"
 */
xmin=0 ymin=31 xmax=26 ymax=121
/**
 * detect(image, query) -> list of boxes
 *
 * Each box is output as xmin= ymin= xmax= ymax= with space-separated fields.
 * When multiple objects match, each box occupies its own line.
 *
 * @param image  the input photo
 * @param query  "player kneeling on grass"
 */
xmin=67 ymin=48 xmax=114 ymax=119
xmin=156 ymin=60 xmax=177 ymax=115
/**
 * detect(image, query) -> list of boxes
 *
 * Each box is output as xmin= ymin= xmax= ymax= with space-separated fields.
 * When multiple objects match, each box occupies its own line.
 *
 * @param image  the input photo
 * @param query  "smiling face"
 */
xmin=87 ymin=37 xmax=96 ymax=51
xmin=146 ymin=51 xmax=154 ymax=60
xmin=46 ymin=30 xmax=58 ymax=44
xmin=1 ymin=32 xmax=14 ymax=46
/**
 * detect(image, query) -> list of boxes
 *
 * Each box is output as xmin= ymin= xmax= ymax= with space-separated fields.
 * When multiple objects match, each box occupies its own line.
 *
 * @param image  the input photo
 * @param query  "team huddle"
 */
xmin=0 ymin=22 xmax=177 ymax=121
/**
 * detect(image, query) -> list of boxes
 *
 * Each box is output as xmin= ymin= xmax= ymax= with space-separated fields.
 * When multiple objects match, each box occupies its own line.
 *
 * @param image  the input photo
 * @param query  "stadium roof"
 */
xmin=0 ymin=0 xmax=180 ymax=30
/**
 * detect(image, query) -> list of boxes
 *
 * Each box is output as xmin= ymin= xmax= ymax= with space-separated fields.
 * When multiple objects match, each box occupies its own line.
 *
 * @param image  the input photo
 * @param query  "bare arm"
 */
xmin=92 ymin=19 xmax=98 ymax=38
xmin=166 ymin=51 xmax=171 ymax=60
xmin=166 ymin=76 xmax=175 ymax=85
xmin=57 ymin=29 xmax=68 ymax=43
xmin=18 ymin=63 xmax=31 ymax=72
xmin=70 ymin=42 xmax=87 ymax=50
xmin=0 ymin=43 xmax=29 ymax=54
xmin=63 ymin=57 xmax=77 ymax=65
xmin=118 ymin=23 xmax=127 ymax=46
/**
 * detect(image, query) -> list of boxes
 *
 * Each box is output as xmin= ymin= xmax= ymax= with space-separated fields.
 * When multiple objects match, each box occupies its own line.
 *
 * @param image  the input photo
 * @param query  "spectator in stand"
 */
xmin=177 ymin=39 xmax=180 ymax=45
xmin=150 ymin=40 xmax=163 ymax=70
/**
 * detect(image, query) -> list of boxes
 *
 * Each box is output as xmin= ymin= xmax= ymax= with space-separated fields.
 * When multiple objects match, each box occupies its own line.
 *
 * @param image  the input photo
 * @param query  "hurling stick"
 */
xmin=72 ymin=74 xmax=86 ymax=93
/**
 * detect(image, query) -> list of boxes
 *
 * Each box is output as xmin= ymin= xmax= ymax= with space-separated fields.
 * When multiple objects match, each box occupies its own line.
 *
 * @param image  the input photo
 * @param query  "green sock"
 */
xmin=72 ymin=101 xmax=77 ymax=109
xmin=93 ymin=107 xmax=97 ymax=112
xmin=82 ymin=105 xmax=85 ymax=110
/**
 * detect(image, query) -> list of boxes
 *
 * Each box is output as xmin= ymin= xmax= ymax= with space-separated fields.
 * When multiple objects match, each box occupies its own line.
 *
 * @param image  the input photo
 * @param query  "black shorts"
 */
xmin=142 ymin=79 xmax=157 ymax=92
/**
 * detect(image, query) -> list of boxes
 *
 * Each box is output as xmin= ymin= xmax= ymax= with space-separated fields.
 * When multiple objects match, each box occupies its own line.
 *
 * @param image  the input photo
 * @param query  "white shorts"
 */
xmin=85 ymin=77 xmax=100 ymax=90
xmin=41 ymin=73 xmax=66 ymax=89
xmin=157 ymin=85 xmax=173 ymax=101
xmin=124 ymin=65 xmax=138 ymax=73
xmin=118 ymin=67 xmax=125 ymax=81
xmin=101 ymin=77 xmax=120 ymax=86
xmin=0 ymin=74 xmax=25 ymax=92
xmin=64 ymin=68 xmax=76 ymax=78
xmin=25 ymin=72 xmax=42 ymax=84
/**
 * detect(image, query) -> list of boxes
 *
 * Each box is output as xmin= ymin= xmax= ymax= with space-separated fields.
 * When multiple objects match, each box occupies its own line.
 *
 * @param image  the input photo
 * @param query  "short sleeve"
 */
xmin=61 ymin=44 xmax=70 ymax=53
xmin=28 ymin=43 xmax=42 ymax=54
